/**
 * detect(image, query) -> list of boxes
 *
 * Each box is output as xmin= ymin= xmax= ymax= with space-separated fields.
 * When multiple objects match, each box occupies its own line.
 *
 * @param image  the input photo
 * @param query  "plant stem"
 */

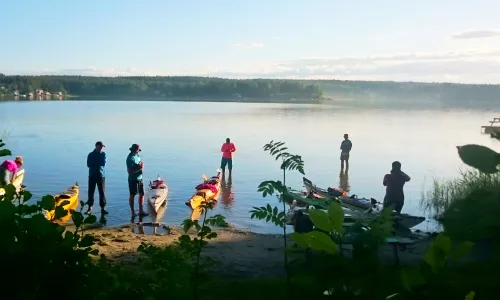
xmin=282 ymin=167 xmax=290 ymax=285
xmin=193 ymin=204 xmax=209 ymax=300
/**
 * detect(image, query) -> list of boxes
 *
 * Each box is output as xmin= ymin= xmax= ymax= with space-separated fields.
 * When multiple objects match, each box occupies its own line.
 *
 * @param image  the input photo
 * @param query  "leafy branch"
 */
xmin=264 ymin=140 xmax=305 ymax=176
xmin=250 ymin=203 xmax=286 ymax=228
xmin=176 ymin=201 xmax=227 ymax=300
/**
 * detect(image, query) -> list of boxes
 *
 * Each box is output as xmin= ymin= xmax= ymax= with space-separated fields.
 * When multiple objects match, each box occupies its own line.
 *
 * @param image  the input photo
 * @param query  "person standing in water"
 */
xmin=220 ymin=138 xmax=236 ymax=177
xmin=86 ymin=141 xmax=108 ymax=215
xmin=383 ymin=161 xmax=411 ymax=214
xmin=126 ymin=144 xmax=148 ymax=217
xmin=340 ymin=133 xmax=352 ymax=172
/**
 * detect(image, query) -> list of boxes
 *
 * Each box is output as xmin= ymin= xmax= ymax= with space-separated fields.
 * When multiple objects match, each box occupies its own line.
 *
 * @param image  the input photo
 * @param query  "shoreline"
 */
xmin=75 ymin=222 xmax=436 ymax=278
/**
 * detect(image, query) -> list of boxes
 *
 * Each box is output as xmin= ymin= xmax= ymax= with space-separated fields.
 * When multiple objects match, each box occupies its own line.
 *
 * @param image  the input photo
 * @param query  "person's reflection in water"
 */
xmin=339 ymin=170 xmax=351 ymax=193
xmin=132 ymin=215 xmax=145 ymax=234
xmin=220 ymin=174 xmax=234 ymax=209
xmin=99 ymin=214 xmax=107 ymax=226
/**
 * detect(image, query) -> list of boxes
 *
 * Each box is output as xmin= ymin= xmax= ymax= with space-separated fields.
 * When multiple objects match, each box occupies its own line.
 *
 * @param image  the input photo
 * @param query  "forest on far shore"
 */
xmin=1 ymin=74 xmax=499 ymax=107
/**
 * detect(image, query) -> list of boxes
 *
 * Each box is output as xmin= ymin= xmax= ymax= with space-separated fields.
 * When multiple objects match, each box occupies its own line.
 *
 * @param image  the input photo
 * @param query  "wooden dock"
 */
xmin=481 ymin=118 xmax=500 ymax=134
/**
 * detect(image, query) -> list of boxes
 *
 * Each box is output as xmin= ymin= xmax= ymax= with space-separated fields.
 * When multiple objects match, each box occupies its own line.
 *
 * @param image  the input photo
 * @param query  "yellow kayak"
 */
xmin=186 ymin=169 xmax=222 ymax=210
xmin=45 ymin=183 xmax=79 ymax=222
xmin=0 ymin=169 xmax=25 ymax=196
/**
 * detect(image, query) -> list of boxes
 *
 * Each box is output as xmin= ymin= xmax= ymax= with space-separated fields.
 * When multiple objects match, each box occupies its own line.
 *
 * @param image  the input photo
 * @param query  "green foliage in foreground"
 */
xmin=250 ymin=140 xmax=500 ymax=299
xmin=421 ymin=136 xmax=500 ymax=243
xmin=1 ymin=136 xmax=500 ymax=299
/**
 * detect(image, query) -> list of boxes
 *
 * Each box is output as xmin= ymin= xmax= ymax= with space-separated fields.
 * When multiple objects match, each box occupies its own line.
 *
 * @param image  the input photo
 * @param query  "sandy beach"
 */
xmin=77 ymin=222 xmax=435 ymax=278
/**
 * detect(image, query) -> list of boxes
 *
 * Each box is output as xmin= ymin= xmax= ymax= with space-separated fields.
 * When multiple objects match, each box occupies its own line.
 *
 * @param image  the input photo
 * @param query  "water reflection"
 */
xmin=220 ymin=174 xmax=234 ymax=209
xmin=338 ymin=171 xmax=351 ymax=193
xmin=130 ymin=200 xmax=170 ymax=235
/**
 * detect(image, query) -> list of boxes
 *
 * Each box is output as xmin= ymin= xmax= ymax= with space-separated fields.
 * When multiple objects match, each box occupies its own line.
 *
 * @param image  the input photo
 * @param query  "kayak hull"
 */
xmin=0 ymin=169 xmax=25 ymax=196
xmin=286 ymin=188 xmax=425 ymax=229
xmin=148 ymin=179 xmax=168 ymax=213
xmin=45 ymin=183 xmax=79 ymax=222
xmin=186 ymin=169 xmax=222 ymax=211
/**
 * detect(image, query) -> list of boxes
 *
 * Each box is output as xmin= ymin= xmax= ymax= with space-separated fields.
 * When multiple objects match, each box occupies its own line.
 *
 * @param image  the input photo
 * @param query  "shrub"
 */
xmin=420 ymin=169 xmax=500 ymax=219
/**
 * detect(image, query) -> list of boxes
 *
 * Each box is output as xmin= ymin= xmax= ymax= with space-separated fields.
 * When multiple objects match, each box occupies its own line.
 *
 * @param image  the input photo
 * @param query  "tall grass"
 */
xmin=420 ymin=169 xmax=500 ymax=220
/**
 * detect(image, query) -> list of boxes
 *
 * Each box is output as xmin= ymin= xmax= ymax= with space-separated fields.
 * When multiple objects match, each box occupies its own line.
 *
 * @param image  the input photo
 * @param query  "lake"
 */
xmin=0 ymin=100 xmax=498 ymax=233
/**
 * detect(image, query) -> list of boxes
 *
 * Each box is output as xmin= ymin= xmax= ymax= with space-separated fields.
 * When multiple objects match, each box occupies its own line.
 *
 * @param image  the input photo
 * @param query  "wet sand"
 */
xmin=76 ymin=223 xmax=435 ymax=278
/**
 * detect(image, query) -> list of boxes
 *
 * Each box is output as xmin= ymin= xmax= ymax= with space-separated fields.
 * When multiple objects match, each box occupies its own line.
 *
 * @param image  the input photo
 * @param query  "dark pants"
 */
xmin=88 ymin=176 xmax=106 ymax=208
xmin=220 ymin=157 xmax=233 ymax=170
xmin=383 ymin=194 xmax=404 ymax=213
xmin=128 ymin=178 xmax=145 ymax=196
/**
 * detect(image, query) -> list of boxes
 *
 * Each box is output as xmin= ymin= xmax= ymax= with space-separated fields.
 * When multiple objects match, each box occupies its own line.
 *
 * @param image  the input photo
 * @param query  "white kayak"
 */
xmin=148 ymin=177 xmax=168 ymax=212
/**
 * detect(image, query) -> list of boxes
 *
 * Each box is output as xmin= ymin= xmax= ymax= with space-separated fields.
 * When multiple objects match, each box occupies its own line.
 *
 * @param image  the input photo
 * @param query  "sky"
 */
xmin=1 ymin=0 xmax=500 ymax=83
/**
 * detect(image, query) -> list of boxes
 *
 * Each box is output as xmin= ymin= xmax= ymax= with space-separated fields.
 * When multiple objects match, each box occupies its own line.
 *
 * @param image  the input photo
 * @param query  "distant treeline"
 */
xmin=1 ymin=74 xmax=499 ymax=107
xmin=312 ymin=80 xmax=500 ymax=107
xmin=0 ymin=74 xmax=322 ymax=101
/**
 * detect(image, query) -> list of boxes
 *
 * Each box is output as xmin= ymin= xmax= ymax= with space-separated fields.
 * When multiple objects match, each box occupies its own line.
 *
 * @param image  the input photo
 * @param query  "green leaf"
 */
xmin=54 ymin=205 xmax=68 ymax=219
xmin=424 ymin=233 xmax=451 ymax=273
xmin=306 ymin=231 xmax=337 ymax=254
xmin=272 ymin=206 xmax=278 ymax=216
xmin=290 ymin=232 xmax=311 ymax=249
xmin=22 ymin=190 xmax=33 ymax=202
xmin=465 ymin=291 xmax=475 ymax=300
xmin=449 ymin=241 xmax=474 ymax=262
xmin=206 ymin=232 xmax=217 ymax=239
xmin=83 ymin=214 xmax=97 ymax=224
xmin=266 ymin=203 xmax=272 ymax=213
xmin=0 ymin=149 xmax=12 ymax=157
xmin=400 ymin=268 xmax=426 ymax=291
xmin=456 ymin=144 xmax=500 ymax=174
xmin=79 ymin=235 xmax=95 ymax=247
xmin=327 ymin=202 xmax=345 ymax=231
xmin=308 ymin=209 xmax=334 ymax=232
xmin=292 ymin=231 xmax=337 ymax=254
xmin=40 ymin=195 xmax=56 ymax=210
xmin=433 ymin=233 xmax=452 ymax=254
xmin=72 ymin=211 xmax=84 ymax=227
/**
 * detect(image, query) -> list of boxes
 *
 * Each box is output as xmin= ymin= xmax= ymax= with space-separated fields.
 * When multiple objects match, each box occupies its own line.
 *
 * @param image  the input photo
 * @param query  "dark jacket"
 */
xmin=87 ymin=150 xmax=106 ymax=178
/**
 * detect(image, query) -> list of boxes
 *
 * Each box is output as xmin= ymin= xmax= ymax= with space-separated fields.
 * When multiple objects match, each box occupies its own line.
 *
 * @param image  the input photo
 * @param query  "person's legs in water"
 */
xmin=97 ymin=177 xmax=108 ymax=214
xmin=137 ymin=179 xmax=148 ymax=216
xmin=340 ymin=153 xmax=349 ymax=172
xmin=128 ymin=179 xmax=138 ymax=217
xmin=227 ymin=158 xmax=233 ymax=178
xmin=220 ymin=157 xmax=228 ymax=177
xmin=86 ymin=176 xmax=97 ymax=214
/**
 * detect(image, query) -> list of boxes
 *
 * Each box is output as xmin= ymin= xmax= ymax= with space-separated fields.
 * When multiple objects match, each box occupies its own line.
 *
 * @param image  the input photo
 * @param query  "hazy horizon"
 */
xmin=2 ymin=0 xmax=500 ymax=84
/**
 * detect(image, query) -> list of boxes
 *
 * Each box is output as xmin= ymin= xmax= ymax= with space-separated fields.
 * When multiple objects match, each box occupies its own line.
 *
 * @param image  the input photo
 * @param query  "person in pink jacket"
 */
xmin=0 ymin=156 xmax=24 ymax=188
xmin=220 ymin=138 xmax=236 ymax=177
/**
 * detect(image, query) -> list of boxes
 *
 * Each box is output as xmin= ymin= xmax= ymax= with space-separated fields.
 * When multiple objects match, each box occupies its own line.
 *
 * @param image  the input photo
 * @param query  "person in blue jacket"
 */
xmin=86 ymin=141 xmax=108 ymax=215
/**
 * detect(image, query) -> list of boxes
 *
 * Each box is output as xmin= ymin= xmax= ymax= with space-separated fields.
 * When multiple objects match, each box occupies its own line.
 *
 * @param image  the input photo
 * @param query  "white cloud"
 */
xmin=452 ymin=30 xmax=500 ymax=40
xmin=230 ymin=42 xmax=264 ymax=49
xmin=5 ymin=50 xmax=500 ymax=84
xmin=204 ymin=50 xmax=500 ymax=84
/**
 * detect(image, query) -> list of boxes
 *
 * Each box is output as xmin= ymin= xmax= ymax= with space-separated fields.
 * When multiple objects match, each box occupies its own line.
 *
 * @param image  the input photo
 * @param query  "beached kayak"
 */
xmin=303 ymin=176 xmax=377 ymax=211
xmin=148 ymin=176 xmax=168 ymax=213
xmin=0 ymin=169 xmax=25 ymax=196
xmin=286 ymin=187 xmax=425 ymax=229
xmin=44 ymin=183 xmax=79 ymax=222
xmin=186 ymin=169 xmax=222 ymax=210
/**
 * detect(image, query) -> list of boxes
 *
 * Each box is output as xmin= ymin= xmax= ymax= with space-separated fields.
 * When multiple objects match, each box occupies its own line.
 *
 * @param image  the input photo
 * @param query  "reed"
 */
xmin=420 ymin=169 xmax=500 ymax=220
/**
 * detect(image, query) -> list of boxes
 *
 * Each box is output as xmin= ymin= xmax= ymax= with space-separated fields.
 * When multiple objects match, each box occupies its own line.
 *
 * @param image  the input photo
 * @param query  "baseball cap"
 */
xmin=95 ymin=141 xmax=105 ymax=147
xmin=129 ymin=144 xmax=141 ymax=152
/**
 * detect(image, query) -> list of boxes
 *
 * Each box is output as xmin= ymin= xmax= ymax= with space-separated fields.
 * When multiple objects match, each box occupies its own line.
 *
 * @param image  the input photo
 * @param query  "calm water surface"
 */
xmin=1 ymin=100 xmax=497 ymax=233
